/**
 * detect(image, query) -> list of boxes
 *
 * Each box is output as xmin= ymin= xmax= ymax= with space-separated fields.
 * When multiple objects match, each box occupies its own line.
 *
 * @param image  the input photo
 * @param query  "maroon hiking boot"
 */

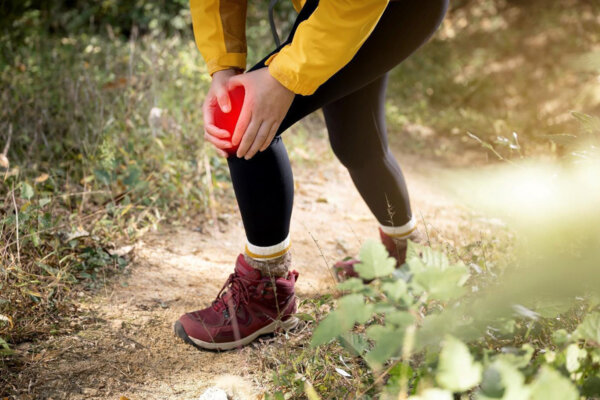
xmin=333 ymin=228 xmax=423 ymax=282
xmin=174 ymin=254 xmax=299 ymax=350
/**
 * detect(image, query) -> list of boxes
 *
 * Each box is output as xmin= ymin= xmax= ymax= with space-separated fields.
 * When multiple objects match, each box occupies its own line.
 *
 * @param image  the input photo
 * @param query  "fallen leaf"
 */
xmin=0 ymin=154 xmax=8 ymax=169
xmin=34 ymin=173 xmax=49 ymax=183
xmin=0 ymin=314 xmax=13 ymax=329
xmin=108 ymin=245 xmax=134 ymax=257
xmin=60 ymin=228 xmax=90 ymax=243
xmin=103 ymin=77 xmax=128 ymax=90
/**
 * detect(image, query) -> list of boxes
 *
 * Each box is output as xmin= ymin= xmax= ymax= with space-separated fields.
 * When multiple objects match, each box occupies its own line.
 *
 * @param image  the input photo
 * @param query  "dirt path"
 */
xmin=15 ymin=139 xmax=485 ymax=400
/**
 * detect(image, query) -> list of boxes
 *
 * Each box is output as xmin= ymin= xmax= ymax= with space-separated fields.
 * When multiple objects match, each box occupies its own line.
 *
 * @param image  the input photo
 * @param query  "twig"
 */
xmin=11 ymin=182 xmax=21 ymax=266
xmin=203 ymin=153 xmax=219 ymax=234
xmin=419 ymin=211 xmax=431 ymax=247
xmin=2 ymin=124 xmax=12 ymax=180
xmin=2 ymin=123 xmax=11 ymax=157
xmin=303 ymin=224 xmax=338 ymax=287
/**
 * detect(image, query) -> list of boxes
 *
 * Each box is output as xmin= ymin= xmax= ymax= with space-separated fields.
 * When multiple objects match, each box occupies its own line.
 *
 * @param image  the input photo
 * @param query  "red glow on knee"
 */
xmin=214 ymin=86 xmax=245 ymax=154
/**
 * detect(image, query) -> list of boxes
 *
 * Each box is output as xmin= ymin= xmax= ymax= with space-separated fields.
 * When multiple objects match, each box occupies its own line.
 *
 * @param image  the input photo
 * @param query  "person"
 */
xmin=174 ymin=0 xmax=449 ymax=351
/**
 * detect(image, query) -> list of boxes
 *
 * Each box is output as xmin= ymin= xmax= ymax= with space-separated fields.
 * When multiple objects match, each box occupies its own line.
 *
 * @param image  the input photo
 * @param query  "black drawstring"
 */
xmin=268 ymin=0 xmax=281 ymax=47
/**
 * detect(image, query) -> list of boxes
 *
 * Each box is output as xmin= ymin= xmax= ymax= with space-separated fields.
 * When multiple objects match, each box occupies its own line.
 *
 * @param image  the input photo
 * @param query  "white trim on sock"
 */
xmin=245 ymin=234 xmax=291 ymax=260
xmin=380 ymin=216 xmax=417 ymax=238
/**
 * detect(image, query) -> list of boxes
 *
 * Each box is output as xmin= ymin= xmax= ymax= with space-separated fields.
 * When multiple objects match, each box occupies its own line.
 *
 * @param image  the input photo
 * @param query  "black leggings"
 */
xmin=227 ymin=0 xmax=448 ymax=247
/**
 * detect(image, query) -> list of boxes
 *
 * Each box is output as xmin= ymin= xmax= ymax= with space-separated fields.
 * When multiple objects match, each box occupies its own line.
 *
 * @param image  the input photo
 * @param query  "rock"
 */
xmin=198 ymin=387 xmax=229 ymax=400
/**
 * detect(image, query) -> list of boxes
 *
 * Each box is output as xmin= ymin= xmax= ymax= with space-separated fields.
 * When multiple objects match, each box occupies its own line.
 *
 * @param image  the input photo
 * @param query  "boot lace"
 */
xmin=212 ymin=272 xmax=265 ymax=315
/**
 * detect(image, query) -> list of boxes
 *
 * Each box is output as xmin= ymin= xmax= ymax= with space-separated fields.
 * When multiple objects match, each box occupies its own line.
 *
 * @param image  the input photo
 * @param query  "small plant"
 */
xmin=302 ymin=238 xmax=600 ymax=399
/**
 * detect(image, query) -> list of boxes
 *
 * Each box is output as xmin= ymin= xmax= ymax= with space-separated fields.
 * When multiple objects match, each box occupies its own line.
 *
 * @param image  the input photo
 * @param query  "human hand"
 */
xmin=228 ymin=68 xmax=295 ymax=160
xmin=203 ymin=68 xmax=241 ymax=158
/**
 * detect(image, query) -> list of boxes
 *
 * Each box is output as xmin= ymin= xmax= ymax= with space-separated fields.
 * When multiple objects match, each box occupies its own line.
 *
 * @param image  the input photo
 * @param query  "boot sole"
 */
xmin=174 ymin=316 xmax=299 ymax=351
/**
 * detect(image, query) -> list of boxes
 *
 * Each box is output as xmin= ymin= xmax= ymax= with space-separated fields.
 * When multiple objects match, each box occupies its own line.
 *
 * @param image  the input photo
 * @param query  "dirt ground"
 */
xmin=8 ymin=137 xmax=492 ymax=399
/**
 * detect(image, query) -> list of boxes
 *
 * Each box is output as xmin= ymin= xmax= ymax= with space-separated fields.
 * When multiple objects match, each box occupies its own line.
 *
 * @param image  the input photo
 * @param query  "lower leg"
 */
xmin=324 ymin=76 xmax=416 ymax=231
xmin=346 ymin=149 xmax=424 ymax=262
xmin=227 ymin=136 xmax=294 ymax=277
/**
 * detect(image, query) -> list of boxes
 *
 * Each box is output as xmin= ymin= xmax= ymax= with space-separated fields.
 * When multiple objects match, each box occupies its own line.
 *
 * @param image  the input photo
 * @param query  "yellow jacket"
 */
xmin=190 ymin=0 xmax=389 ymax=95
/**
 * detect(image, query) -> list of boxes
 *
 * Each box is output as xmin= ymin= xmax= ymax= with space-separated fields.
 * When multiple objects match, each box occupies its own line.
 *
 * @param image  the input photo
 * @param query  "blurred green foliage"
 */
xmin=387 ymin=0 xmax=600 ymax=158
xmin=1 ymin=0 xmax=191 ymax=39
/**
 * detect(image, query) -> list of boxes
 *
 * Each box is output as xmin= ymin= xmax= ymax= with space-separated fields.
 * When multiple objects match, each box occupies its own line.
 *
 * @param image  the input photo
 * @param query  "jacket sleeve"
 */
xmin=266 ymin=0 xmax=389 ymax=95
xmin=190 ymin=0 xmax=247 ymax=75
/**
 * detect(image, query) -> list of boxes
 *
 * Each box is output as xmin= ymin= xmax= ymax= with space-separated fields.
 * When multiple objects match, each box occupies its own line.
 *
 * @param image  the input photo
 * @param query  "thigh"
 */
xmin=276 ymin=0 xmax=449 ymax=134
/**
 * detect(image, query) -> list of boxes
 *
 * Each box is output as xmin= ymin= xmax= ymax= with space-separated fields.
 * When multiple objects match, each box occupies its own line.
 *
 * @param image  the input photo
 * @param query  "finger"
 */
xmin=232 ymin=101 xmax=252 ymax=146
xmin=260 ymin=123 xmax=279 ymax=152
xmin=215 ymin=86 xmax=231 ymax=113
xmin=236 ymin=118 xmax=261 ymax=159
xmin=203 ymin=95 xmax=216 ymax=125
xmin=246 ymin=121 xmax=273 ymax=160
xmin=204 ymin=132 xmax=233 ymax=150
xmin=229 ymin=78 xmax=251 ymax=146
xmin=205 ymin=123 xmax=231 ymax=139
xmin=216 ymin=148 xmax=229 ymax=158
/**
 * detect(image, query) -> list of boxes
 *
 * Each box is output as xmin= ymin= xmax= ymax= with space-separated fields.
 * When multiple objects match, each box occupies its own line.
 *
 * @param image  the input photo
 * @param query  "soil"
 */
xmin=8 ymin=137 xmax=490 ymax=400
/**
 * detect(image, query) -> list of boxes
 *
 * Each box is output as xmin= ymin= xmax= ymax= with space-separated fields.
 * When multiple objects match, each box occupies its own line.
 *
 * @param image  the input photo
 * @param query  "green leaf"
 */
xmin=574 ymin=312 xmax=600 ymax=343
xmin=412 ymin=264 xmax=469 ymax=302
xmin=338 ymin=294 xmax=373 ymax=324
xmin=21 ymin=182 xmax=34 ymax=200
xmin=365 ymin=324 xmax=404 ymax=368
xmin=123 ymin=164 xmax=141 ymax=187
xmin=581 ymin=374 xmax=600 ymax=398
xmin=436 ymin=335 xmax=482 ymax=392
xmin=265 ymin=392 xmax=285 ymax=400
xmin=497 ymin=344 xmax=534 ymax=369
xmin=382 ymin=279 xmax=407 ymax=302
xmin=295 ymin=313 xmax=315 ymax=322
xmin=478 ymin=360 xmax=530 ymax=400
xmin=36 ymin=262 xmax=59 ymax=276
xmin=529 ymin=367 xmax=578 ymax=400
xmin=354 ymin=240 xmax=396 ymax=280
xmin=419 ymin=246 xmax=451 ymax=270
xmin=0 ymin=337 xmax=14 ymax=356
xmin=386 ymin=362 xmax=414 ymax=389
xmin=405 ymin=239 xmax=422 ymax=262
xmin=406 ymin=243 xmax=470 ymax=301
xmin=337 ymin=277 xmax=365 ymax=293
xmin=386 ymin=310 xmax=415 ymax=328
xmin=339 ymin=332 xmax=368 ymax=356
xmin=552 ymin=329 xmax=569 ymax=346
xmin=565 ymin=343 xmax=587 ymax=373
xmin=311 ymin=294 xmax=373 ymax=346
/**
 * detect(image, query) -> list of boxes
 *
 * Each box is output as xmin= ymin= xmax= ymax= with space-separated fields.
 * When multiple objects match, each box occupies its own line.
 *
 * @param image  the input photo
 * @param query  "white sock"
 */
xmin=244 ymin=235 xmax=291 ymax=278
xmin=380 ymin=216 xmax=417 ymax=239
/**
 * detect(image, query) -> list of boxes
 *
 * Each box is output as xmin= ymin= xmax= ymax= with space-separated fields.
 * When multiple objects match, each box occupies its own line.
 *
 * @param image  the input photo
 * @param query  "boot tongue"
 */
xmin=235 ymin=254 xmax=262 ymax=281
